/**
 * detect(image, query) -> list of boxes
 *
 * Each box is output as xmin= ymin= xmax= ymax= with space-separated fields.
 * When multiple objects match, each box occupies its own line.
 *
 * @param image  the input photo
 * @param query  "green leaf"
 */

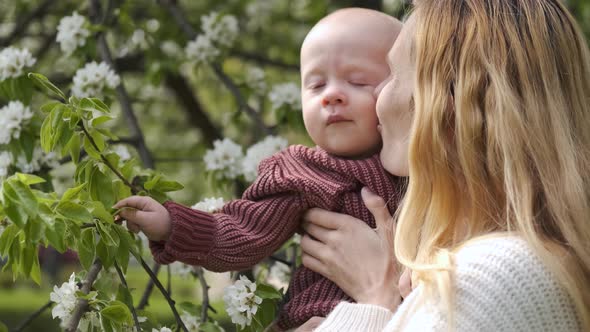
xmin=89 ymin=169 xmax=115 ymax=208
xmin=258 ymin=300 xmax=277 ymax=327
xmin=88 ymin=129 xmax=105 ymax=152
xmin=97 ymin=222 xmax=119 ymax=247
xmin=79 ymin=228 xmax=96 ymax=270
xmin=100 ymin=314 xmax=115 ymax=332
xmin=87 ymin=201 xmax=113 ymax=224
xmin=45 ymin=218 xmax=67 ymax=252
xmin=144 ymin=174 xmax=161 ymax=190
xmin=200 ymin=322 xmax=225 ymax=332
xmin=153 ymin=180 xmax=184 ymax=192
xmin=67 ymin=133 xmax=81 ymax=164
xmin=255 ymin=284 xmax=283 ymax=300
xmin=56 ymin=201 xmax=92 ymax=224
xmin=30 ymin=249 xmax=41 ymax=285
xmin=114 ymin=228 xmax=130 ymax=273
xmin=19 ymin=132 xmax=35 ymax=162
xmin=20 ymin=245 xmax=35 ymax=278
xmin=112 ymin=180 xmax=132 ymax=203
xmin=62 ymin=183 xmax=87 ymax=201
xmin=40 ymin=101 xmax=62 ymax=113
xmin=101 ymin=301 xmax=133 ymax=324
xmin=40 ymin=112 xmax=53 ymax=152
xmin=3 ymin=202 xmax=28 ymax=227
xmin=96 ymin=238 xmax=115 ymax=268
xmin=116 ymin=285 xmax=134 ymax=312
xmin=24 ymin=216 xmax=45 ymax=242
xmin=91 ymin=115 xmax=113 ymax=127
xmin=80 ymin=97 xmax=110 ymax=114
xmin=5 ymin=180 xmax=38 ymax=216
xmin=0 ymin=225 xmax=19 ymax=257
xmin=83 ymin=135 xmax=102 ymax=160
xmin=15 ymin=173 xmax=46 ymax=186
xmin=28 ymin=72 xmax=66 ymax=100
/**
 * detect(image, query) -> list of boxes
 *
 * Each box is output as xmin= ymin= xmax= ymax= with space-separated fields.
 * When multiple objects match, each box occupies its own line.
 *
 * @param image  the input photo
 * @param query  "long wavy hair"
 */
xmin=394 ymin=0 xmax=590 ymax=329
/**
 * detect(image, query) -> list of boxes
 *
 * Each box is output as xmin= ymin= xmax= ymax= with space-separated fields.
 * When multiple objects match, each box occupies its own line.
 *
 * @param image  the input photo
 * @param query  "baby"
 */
xmin=115 ymin=8 xmax=403 ymax=330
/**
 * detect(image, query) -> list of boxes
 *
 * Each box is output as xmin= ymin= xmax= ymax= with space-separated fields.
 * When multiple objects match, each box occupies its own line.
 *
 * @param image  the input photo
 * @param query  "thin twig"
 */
xmin=80 ymin=123 xmax=142 ymax=194
xmin=138 ymin=257 xmax=188 ymax=332
xmin=114 ymin=262 xmax=142 ymax=332
xmin=137 ymin=263 xmax=161 ymax=310
xmin=64 ymin=260 xmax=103 ymax=332
xmin=12 ymin=301 xmax=53 ymax=332
xmin=230 ymin=50 xmax=299 ymax=71
xmin=167 ymin=265 xmax=172 ymax=296
xmin=194 ymin=267 xmax=210 ymax=322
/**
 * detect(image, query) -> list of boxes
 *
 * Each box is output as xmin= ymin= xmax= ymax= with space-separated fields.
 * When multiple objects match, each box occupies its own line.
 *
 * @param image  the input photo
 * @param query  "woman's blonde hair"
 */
xmin=394 ymin=0 xmax=590 ymax=329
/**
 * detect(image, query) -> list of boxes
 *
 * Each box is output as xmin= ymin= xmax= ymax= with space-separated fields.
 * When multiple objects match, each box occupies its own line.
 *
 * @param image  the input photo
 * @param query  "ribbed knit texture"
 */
xmin=149 ymin=145 xmax=405 ymax=330
xmin=315 ymin=237 xmax=582 ymax=332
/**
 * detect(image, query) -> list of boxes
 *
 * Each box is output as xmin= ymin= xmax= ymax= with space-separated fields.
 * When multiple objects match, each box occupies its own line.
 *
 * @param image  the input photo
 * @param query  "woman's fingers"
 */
xmin=303 ymin=222 xmax=332 ymax=243
xmin=303 ymin=208 xmax=347 ymax=230
xmin=113 ymin=195 xmax=154 ymax=211
xmin=361 ymin=187 xmax=395 ymax=242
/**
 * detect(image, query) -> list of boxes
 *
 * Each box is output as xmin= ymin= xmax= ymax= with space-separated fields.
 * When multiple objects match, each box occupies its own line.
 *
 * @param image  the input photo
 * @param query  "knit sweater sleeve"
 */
xmin=149 ymin=156 xmax=306 ymax=272
xmin=315 ymin=237 xmax=581 ymax=332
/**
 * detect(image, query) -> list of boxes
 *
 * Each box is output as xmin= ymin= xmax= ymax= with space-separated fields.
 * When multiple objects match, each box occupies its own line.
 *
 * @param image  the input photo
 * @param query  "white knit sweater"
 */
xmin=315 ymin=237 xmax=582 ymax=331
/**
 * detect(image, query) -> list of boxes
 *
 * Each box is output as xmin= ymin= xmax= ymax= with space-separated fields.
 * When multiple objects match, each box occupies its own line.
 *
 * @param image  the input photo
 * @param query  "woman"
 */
xmin=297 ymin=0 xmax=590 ymax=330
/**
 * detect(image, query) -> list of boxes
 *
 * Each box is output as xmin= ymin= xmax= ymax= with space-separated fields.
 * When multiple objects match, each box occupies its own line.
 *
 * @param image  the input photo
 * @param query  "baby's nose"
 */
xmin=321 ymin=88 xmax=347 ymax=106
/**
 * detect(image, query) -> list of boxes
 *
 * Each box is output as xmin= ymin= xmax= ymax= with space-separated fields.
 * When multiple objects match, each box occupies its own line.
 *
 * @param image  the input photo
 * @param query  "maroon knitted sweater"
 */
xmin=150 ymin=145 xmax=405 ymax=330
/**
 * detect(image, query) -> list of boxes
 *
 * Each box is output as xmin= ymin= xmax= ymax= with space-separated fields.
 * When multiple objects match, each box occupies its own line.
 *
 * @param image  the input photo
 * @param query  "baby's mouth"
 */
xmin=326 ymin=114 xmax=351 ymax=125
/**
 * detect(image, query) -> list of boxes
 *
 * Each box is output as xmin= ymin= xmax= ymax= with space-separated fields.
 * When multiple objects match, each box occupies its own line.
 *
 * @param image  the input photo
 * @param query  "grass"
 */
xmin=0 ymin=263 xmax=231 ymax=331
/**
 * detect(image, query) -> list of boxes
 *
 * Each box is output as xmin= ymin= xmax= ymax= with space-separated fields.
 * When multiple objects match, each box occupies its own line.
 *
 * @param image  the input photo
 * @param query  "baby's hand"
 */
xmin=113 ymin=196 xmax=172 ymax=242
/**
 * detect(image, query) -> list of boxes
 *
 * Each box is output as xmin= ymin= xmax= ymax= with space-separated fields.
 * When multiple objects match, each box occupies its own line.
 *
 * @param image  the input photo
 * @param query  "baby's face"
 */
xmin=300 ymin=24 xmax=390 ymax=158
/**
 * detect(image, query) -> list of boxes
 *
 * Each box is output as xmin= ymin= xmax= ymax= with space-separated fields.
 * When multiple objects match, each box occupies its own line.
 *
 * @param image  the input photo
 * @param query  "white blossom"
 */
xmin=169 ymin=262 xmax=194 ymax=279
xmin=71 ymin=61 xmax=120 ymax=98
xmin=131 ymin=29 xmax=148 ymax=50
xmin=152 ymin=328 xmax=172 ymax=332
xmin=16 ymin=146 xmax=59 ymax=173
xmin=201 ymin=12 xmax=239 ymax=48
xmin=180 ymin=311 xmax=201 ymax=331
xmin=268 ymin=262 xmax=291 ymax=290
xmin=112 ymin=145 xmax=132 ymax=161
xmin=0 ymin=101 xmax=33 ymax=145
xmin=78 ymin=311 xmax=101 ymax=331
xmin=245 ymin=67 xmax=267 ymax=94
xmin=192 ymin=197 xmax=225 ymax=213
xmin=0 ymin=224 xmax=5 ymax=237
xmin=146 ymin=19 xmax=160 ymax=33
xmin=56 ymin=12 xmax=90 ymax=56
xmin=269 ymin=82 xmax=301 ymax=111
xmin=242 ymin=136 xmax=288 ymax=182
xmin=245 ymin=1 xmax=274 ymax=29
xmin=291 ymin=233 xmax=301 ymax=245
xmin=0 ymin=47 xmax=36 ymax=81
xmin=223 ymin=275 xmax=262 ymax=328
xmin=185 ymin=35 xmax=219 ymax=65
xmin=161 ymin=40 xmax=183 ymax=58
xmin=49 ymin=273 xmax=79 ymax=325
xmin=204 ymin=138 xmax=244 ymax=179
xmin=0 ymin=151 xmax=12 ymax=177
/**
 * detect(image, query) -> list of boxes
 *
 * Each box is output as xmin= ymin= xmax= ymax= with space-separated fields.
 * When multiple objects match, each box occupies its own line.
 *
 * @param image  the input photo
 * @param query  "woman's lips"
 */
xmin=326 ymin=114 xmax=351 ymax=125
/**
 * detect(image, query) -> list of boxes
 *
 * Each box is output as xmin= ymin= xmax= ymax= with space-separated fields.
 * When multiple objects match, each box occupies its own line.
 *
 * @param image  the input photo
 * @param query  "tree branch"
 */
xmin=193 ymin=267 xmax=210 ymax=323
xmin=137 ymin=257 xmax=188 ymax=332
xmin=12 ymin=301 xmax=53 ymax=332
xmin=164 ymin=73 xmax=223 ymax=146
xmin=64 ymin=260 xmax=102 ymax=332
xmin=230 ymin=50 xmax=299 ymax=71
xmin=89 ymin=0 xmax=155 ymax=169
xmin=158 ymin=0 xmax=274 ymax=136
xmin=137 ymin=262 xmax=161 ymax=310
xmin=114 ymin=262 xmax=142 ymax=332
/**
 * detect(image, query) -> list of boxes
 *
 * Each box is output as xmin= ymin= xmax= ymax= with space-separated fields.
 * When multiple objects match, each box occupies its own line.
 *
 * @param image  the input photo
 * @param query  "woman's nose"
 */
xmin=374 ymin=78 xmax=389 ymax=99
xmin=321 ymin=87 xmax=347 ymax=106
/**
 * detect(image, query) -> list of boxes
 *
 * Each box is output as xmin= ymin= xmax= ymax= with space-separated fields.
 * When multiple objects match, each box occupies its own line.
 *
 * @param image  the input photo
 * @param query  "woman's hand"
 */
xmin=301 ymin=187 xmax=401 ymax=311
